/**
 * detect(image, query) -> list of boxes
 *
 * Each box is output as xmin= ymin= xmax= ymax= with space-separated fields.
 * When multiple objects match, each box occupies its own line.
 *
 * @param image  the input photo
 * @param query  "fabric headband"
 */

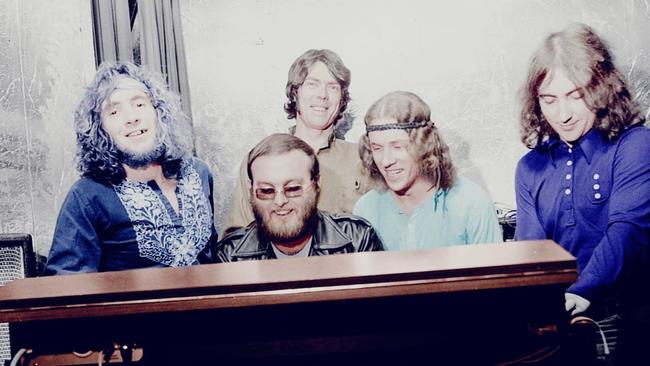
xmin=366 ymin=120 xmax=433 ymax=133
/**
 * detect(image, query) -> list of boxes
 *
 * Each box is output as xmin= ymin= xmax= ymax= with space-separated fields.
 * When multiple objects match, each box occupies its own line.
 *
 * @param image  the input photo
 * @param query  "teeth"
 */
xmin=312 ymin=106 xmax=327 ymax=112
xmin=274 ymin=210 xmax=291 ymax=216
xmin=126 ymin=129 xmax=146 ymax=137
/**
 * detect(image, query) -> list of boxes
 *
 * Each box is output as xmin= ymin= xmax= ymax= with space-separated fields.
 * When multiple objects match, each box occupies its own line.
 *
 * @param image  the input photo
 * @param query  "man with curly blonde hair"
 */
xmin=353 ymin=91 xmax=501 ymax=251
xmin=45 ymin=62 xmax=218 ymax=274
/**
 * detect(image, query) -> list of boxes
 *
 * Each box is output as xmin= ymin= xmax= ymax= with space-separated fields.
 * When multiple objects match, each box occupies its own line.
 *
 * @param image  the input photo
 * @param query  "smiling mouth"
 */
xmin=310 ymin=106 xmax=328 ymax=112
xmin=125 ymin=129 xmax=148 ymax=137
xmin=273 ymin=209 xmax=294 ymax=217
xmin=384 ymin=169 xmax=403 ymax=178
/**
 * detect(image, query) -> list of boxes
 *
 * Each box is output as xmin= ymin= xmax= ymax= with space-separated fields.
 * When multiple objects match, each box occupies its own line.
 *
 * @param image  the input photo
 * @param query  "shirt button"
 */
xmin=565 ymin=174 xmax=572 ymax=180
xmin=593 ymin=173 xmax=600 ymax=180
xmin=595 ymin=193 xmax=602 ymax=199
xmin=564 ymin=188 xmax=571 ymax=195
xmin=567 ymin=160 xmax=573 ymax=167
xmin=593 ymin=183 xmax=600 ymax=190
xmin=568 ymin=148 xmax=573 ymax=153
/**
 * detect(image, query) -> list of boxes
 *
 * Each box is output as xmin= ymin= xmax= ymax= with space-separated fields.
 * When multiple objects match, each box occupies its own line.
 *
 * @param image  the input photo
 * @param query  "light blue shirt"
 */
xmin=353 ymin=177 xmax=502 ymax=251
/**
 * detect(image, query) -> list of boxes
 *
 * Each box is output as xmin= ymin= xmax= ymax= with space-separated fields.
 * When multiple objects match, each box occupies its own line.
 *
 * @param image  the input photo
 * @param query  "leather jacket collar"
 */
xmin=229 ymin=211 xmax=353 ymax=260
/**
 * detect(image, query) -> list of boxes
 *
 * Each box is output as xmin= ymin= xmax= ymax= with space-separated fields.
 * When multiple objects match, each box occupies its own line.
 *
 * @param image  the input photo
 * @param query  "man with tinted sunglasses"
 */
xmin=213 ymin=133 xmax=383 ymax=262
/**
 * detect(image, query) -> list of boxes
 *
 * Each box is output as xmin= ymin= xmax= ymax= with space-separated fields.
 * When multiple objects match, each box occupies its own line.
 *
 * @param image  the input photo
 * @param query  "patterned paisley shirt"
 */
xmin=45 ymin=158 xmax=218 ymax=274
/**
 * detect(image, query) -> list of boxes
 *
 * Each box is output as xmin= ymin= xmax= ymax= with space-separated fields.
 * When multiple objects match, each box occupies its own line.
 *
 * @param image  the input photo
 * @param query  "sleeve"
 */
xmin=212 ymin=234 xmax=239 ymax=263
xmin=568 ymin=130 xmax=650 ymax=300
xmin=43 ymin=186 xmax=103 ymax=275
xmin=514 ymin=157 xmax=548 ymax=240
xmin=223 ymin=158 xmax=255 ymax=234
xmin=464 ymin=185 xmax=503 ymax=244
xmin=352 ymin=194 xmax=371 ymax=220
xmin=197 ymin=162 xmax=219 ymax=264
xmin=359 ymin=225 xmax=385 ymax=252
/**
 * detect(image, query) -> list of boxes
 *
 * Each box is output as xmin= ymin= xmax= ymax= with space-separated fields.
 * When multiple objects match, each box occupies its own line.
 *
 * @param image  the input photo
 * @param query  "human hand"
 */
xmin=565 ymin=292 xmax=591 ymax=316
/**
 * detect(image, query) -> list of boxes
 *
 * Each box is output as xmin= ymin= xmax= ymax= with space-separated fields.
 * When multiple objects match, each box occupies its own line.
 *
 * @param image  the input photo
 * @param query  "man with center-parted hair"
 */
xmin=515 ymin=23 xmax=650 ymax=363
xmin=214 ymin=133 xmax=383 ymax=262
xmin=224 ymin=49 xmax=370 ymax=233
xmin=353 ymin=91 xmax=502 ymax=251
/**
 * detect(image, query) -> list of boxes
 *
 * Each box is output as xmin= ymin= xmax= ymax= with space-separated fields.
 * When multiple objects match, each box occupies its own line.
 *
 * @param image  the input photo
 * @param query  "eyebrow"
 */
xmin=104 ymin=95 xmax=149 ymax=109
xmin=255 ymin=179 xmax=303 ymax=187
xmin=304 ymin=77 xmax=339 ymax=85
xmin=538 ymin=87 xmax=581 ymax=98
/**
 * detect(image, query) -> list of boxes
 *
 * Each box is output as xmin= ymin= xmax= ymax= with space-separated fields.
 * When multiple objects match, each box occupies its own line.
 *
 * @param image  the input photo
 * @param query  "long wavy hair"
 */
xmin=284 ymin=49 xmax=351 ymax=124
xmin=359 ymin=91 xmax=456 ymax=192
xmin=75 ymin=61 xmax=194 ymax=185
xmin=520 ymin=23 xmax=644 ymax=148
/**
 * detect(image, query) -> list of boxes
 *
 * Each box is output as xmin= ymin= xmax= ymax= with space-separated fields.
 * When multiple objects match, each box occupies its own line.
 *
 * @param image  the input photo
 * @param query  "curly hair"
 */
xmin=74 ymin=61 xmax=194 ymax=184
xmin=359 ymin=91 xmax=456 ymax=192
xmin=520 ymin=23 xmax=644 ymax=148
xmin=284 ymin=49 xmax=351 ymax=124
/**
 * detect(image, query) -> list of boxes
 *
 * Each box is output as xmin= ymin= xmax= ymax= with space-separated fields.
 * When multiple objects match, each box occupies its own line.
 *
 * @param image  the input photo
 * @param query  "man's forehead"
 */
xmin=101 ymin=77 xmax=149 ymax=109
xmin=305 ymin=61 xmax=338 ymax=82
xmin=251 ymin=151 xmax=311 ymax=183
xmin=112 ymin=76 xmax=148 ymax=93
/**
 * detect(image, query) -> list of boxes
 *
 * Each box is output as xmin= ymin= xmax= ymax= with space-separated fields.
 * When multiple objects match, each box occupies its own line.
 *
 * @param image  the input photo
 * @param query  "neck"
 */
xmin=123 ymin=162 xmax=165 ymax=183
xmin=390 ymin=178 xmax=437 ymax=215
xmin=294 ymin=119 xmax=334 ymax=152
xmin=272 ymin=233 xmax=312 ymax=256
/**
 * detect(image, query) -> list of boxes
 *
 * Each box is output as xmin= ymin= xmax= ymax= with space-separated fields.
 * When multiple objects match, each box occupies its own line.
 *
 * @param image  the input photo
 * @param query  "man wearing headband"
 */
xmin=44 ymin=62 xmax=218 ymax=274
xmin=214 ymin=133 xmax=383 ymax=262
xmin=353 ymin=91 xmax=501 ymax=251
xmin=224 ymin=49 xmax=370 ymax=234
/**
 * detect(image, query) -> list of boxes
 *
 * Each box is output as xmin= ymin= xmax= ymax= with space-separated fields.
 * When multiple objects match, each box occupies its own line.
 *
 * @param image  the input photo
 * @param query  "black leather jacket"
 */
xmin=213 ymin=210 xmax=384 ymax=262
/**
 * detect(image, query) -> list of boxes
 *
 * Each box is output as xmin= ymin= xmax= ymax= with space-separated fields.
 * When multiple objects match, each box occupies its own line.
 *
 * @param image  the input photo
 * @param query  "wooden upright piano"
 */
xmin=0 ymin=240 xmax=576 ymax=365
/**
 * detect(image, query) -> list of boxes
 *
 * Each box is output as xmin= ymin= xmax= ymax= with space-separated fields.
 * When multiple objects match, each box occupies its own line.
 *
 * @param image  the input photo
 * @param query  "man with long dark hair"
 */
xmin=224 ymin=49 xmax=370 ymax=233
xmin=515 ymin=24 xmax=650 ymax=362
xmin=45 ymin=62 xmax=218 ymax=274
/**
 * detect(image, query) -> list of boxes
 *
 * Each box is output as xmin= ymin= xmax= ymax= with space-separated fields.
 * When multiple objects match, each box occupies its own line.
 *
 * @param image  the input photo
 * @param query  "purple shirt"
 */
xmin=515 ymin=125 xmax=650 ymax=302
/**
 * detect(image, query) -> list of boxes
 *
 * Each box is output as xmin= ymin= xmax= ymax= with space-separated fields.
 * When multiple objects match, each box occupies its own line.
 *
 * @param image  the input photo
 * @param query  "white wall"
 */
xmin=2 ymin=1 xmax=648 ymax=254
xmin=180 ymin=0 xmax=650 ymax=229
xmin=0 ymin=0 xmax=96 ymax=255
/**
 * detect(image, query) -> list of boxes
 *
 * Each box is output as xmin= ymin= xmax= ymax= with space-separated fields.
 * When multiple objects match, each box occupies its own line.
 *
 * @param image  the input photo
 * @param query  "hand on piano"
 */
xmin=565 ymin=292 xmax=591 ymax=316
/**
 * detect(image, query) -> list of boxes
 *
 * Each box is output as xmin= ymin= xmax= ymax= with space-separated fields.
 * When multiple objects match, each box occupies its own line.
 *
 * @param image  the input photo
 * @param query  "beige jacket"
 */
xmin=223 ymin=136 xmax=371 ymax=234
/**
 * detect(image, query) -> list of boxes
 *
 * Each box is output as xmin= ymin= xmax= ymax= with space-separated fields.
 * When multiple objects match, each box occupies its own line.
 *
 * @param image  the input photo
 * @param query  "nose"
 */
xmin=124 ymin=106 xmax=140 ymax=125
xmin=273 ymin=189 xmax=289 ymax=207
xmin=557 ymin=100 xmax=572 ymax=124
xmin=380 ymin=148 xmax=395 ymax=168
xmin=316 ymin=82 xmax=328 ymax=100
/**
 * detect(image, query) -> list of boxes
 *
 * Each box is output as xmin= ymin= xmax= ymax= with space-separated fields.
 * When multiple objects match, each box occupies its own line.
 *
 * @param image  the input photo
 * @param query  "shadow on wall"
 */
xmin=441 ymin=128 xmax=488 ymax=193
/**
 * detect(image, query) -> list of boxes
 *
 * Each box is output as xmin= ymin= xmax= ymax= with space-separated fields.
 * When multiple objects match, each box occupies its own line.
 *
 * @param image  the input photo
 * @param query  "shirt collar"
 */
xmin=288 ymin=125 xmax=337 ymax=151
xmin=547 ymin=128 xmax=605 ymax=165
xmin=577 ymin=128 xmax=607 ymax=164
xmin=230 ymin=210 xmax=351 ymax=258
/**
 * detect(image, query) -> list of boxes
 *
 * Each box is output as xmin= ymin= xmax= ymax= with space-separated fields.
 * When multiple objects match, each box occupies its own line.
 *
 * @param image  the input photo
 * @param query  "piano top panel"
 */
xmin=0 ymin=240 xmax=576 ymax=322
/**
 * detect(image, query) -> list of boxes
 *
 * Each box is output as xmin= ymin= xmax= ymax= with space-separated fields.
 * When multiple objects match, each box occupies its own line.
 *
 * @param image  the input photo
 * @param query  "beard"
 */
xmin=252 ymin=189 xmax=319 ymax=244
xmin=117 ymin=142 xmax=166 ymax=169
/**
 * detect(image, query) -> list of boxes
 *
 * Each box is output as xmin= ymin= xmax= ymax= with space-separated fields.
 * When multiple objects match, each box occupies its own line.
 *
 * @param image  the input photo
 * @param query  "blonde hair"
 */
xmin=359 ymin=91 xmax=455 ymax=191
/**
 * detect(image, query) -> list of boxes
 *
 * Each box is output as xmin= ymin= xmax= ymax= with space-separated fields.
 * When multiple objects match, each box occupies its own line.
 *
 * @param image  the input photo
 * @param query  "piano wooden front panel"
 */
xmin=0 ymin=240 xmax=577 ymax=364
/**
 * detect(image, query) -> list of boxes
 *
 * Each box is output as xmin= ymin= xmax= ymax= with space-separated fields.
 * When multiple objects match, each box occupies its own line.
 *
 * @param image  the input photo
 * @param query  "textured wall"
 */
xmin=1 ymin=1 xmax=649 ymax=256
xmin=0 ymin=0 xmax=95 ymax=255
xmin=180 ymin=0 xmax=650 ymax=231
